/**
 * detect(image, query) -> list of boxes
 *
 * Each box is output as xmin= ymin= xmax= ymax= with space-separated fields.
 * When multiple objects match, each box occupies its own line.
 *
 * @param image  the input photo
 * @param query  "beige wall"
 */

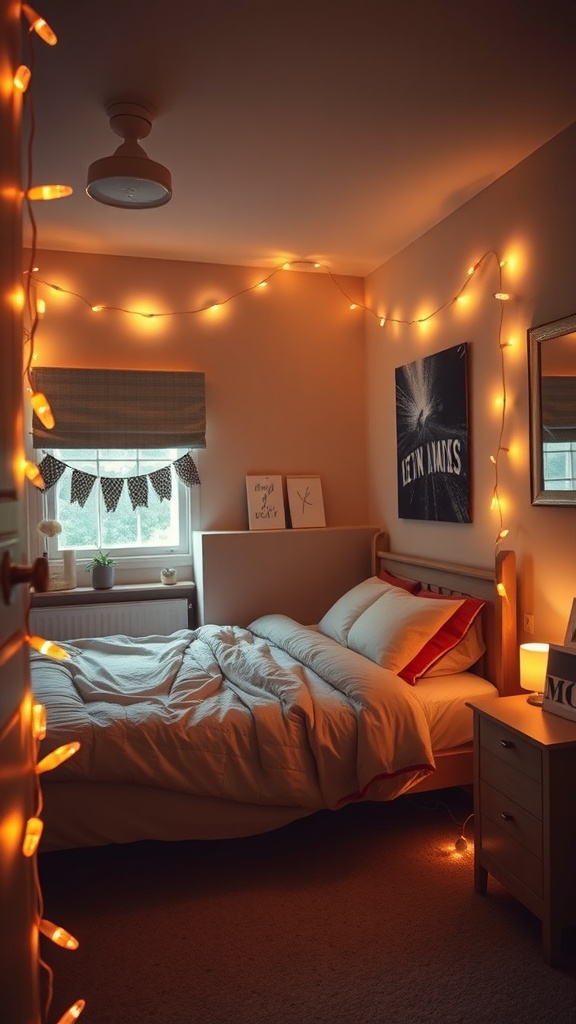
xmin=365 ymin=121 xmax=576 ymax=648
xmin=28 ymin=252 xmax=369 ymax=532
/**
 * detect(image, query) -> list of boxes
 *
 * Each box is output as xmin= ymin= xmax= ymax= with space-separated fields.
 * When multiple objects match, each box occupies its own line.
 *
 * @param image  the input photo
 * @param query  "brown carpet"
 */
xmin=38 ymin=787 xmax=576 ymax=1024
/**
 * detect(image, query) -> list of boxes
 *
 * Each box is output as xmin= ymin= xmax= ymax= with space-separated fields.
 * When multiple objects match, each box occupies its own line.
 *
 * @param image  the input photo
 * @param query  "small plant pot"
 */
xmin=91 ymin=565 xmax=115 ymax=590
xmin=161 ymin=568 xmax=177 ymax=585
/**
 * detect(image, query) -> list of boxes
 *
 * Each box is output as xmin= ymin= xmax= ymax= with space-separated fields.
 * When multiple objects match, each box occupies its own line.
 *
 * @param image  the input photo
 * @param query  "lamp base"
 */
xmin=526 ymin=692 xmax=544 ymax=706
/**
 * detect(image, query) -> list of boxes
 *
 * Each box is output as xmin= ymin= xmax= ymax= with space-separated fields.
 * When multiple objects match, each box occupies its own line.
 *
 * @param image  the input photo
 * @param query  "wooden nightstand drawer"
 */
xmin=481 ymin=815 xmax=543 ymax=896
xmin=480 ymin=748 xmax=542 ymax=819
xmin=480 ymin=780 xmax=542 ymax=858
xmin=470 ymin=695 xmax=576 ymax=966
xmin=479 ymin=716 xmax=541 ymax=782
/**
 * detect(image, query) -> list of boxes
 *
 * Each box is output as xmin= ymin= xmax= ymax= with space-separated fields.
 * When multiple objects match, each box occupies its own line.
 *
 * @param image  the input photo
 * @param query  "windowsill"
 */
xmin=31 ymin=581 xmax=196 ymax=608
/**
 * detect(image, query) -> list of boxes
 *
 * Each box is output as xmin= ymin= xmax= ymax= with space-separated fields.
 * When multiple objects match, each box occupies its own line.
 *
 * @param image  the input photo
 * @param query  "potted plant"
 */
xmin=85 ymin=550 xmax=116 ymax=590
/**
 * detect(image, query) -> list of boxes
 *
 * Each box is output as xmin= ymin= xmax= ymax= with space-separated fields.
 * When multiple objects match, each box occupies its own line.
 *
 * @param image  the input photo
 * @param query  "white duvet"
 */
xmin=30 ymin=615 xmax=436 ymax=810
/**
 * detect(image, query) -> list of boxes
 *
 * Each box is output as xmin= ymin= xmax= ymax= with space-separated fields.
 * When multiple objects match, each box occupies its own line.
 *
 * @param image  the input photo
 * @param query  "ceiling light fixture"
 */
xmin=86 ymin=101 xmax=172 ymax=210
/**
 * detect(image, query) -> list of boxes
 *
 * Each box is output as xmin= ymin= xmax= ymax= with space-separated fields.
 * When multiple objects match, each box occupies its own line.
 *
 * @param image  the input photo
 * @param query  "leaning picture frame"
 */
xmin=245 ymin=475 xmax=286 ymax=530
xmin=564 ymin=599 xmax=576 ymax=648
xmin=286 ymin=475 xmax=326 ymax=528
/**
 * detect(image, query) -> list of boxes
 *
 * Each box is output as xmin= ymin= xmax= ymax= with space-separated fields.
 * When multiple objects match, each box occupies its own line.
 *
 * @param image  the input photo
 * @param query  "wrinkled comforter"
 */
xmin=30 ymin=614 xmax=436 ymax=810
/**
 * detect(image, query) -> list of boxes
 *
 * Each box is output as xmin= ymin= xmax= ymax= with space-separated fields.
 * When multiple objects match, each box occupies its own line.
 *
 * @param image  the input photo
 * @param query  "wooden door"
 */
xmin=0 ymin=3 xmax=41 ymax=1020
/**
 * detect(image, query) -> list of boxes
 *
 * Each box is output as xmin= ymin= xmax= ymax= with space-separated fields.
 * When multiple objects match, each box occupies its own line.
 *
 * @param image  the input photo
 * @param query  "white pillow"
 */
xmin=346 ymin=589 xmax=463 ymax=675
xmin=317 ymin=577 xmax=397 ymax=646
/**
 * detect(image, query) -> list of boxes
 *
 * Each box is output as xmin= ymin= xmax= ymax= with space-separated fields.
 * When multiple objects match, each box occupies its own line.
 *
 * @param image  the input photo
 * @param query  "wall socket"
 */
xmin=523 ymin=613 xmax=535 ymax=635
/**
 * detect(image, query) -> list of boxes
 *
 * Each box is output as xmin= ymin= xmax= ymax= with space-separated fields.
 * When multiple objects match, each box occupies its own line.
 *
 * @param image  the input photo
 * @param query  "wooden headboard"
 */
xmin=372 ymin=532 xmax=519 ymax=697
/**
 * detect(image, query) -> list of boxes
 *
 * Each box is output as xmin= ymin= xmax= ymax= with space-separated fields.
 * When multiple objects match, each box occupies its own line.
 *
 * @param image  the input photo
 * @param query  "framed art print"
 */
xmin=286 ymin=476 xmax=326 ymax=528
xmin=245 ymin=475 xmax=285 ymax=529
xmin=564 ymin=599 xmax=576 ymax=648
xmin=395 ymin=342 xmax=470 ymax=522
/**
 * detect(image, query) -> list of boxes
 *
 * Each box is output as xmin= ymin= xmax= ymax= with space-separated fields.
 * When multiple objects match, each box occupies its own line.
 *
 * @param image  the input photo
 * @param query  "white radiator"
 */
xmin=29 ymin=598 xmax=189 ymax=641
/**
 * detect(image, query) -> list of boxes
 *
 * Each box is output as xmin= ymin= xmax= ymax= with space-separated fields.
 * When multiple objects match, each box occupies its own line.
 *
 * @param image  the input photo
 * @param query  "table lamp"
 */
xmin=519 ymin=642 xmax=549 ymax=706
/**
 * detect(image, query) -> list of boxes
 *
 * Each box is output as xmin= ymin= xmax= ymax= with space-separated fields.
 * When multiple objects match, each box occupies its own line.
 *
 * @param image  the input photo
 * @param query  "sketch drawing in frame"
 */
xmin=395 ymin=342 xmax=470 ymax=523
xmin=565 ymin=599 xmax=576 ymax=648
xmin=286 ymin=476 xmax=326 ymax=528
xmin=245 ymin=475 xmax=286 ymax=530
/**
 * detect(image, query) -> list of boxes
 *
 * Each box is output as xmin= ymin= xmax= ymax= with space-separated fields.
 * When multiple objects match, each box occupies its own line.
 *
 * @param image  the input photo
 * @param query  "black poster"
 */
xmin=395 ymin=343 xmax=470 ymax=522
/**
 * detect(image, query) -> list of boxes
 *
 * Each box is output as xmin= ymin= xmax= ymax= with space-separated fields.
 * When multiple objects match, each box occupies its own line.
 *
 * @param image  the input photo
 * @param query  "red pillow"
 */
xmin=399 ymin=591 xmax=485 ymax=684
xmin=378 ymin=569 xmax=420 ymax=594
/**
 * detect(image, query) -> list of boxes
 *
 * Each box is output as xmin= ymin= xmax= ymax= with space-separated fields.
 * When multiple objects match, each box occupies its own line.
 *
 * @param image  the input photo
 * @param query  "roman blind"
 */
xmin=541 ymin=376 xmax=576 ymax=443
xmin=30 ymin=367 xmax=206 ymax=450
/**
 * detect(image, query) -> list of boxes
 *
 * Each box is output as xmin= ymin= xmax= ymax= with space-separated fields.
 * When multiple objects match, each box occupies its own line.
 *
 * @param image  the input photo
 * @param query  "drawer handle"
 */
xmin=501 ymin=812 xmax=514 ymax=822
xmin=500 ymin=740 xmax=513 ymax=749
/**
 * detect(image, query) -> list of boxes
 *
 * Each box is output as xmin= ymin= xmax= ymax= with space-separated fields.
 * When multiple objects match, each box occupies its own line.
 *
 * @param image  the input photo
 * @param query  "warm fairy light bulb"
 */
xmin=32 ymin=702 xmax=47 ymax=740
xmin=30 ymin=391 xmax=55 ymax=429
xmin=349 ymin=303 xmax=358 ymax=310
xmin=27 ymin=184 xmax=73 ymax=201
xmin=21 ymin=4 xmax=57 ymax=44
xmin=496 ymin=582 xmax=507 ymax=597
xmin=282 ymin=262 xmax=291 ymax=270
xmin=490 ymin=454 xmax=497 ymax=464
xmin=467 ymin=265 xmax=475 ymax=276
xmin=379 ymin=317 xmax=386 ymax=327
xmin=37 ymin=741 xmax=80 ymax=775
xmin=27 ymin=635 xmax=69 ymax=661
xmin=56 ymin=1000 xmax=86 ymax=1024
xmin=454 ymin=835 xmax=468 ymax=853
xmin=313 ymin=262 xmax=321 ymax=268
xmin=14 ymin=65 xmax=32 ymax=91
xmin=257 ymin=281 xmax=268 ymax=288
xmin=39 ymin=918 xmax=79 ymax=950
xmin=493 ymin=292 xmax=511 ymax=301
xmin=498 ymin=528 xmax=509 ymax=540
xmin=91 ymin=305 xmax=103 ymax=312
xmin=22 ymin=817 xmax=43 ymax=856
xmin=36 ymin=298 xmax=46 ymax=318
xmin=23 ymin=460 xmax=45 ymax=489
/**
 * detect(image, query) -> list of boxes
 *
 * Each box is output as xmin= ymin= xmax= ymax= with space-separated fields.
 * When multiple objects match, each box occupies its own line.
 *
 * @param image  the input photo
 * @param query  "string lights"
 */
xmin=15 ymin=8 xmax=84 ymax=1023
xmin=29 ymin=249 xmax=514 ymax=554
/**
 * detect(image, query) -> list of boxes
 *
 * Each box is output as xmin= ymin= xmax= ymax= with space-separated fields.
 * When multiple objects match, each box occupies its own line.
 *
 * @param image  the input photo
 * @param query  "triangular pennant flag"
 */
xmin=101 ymin=477 xmax=124 ymax=513
xmin=174 ymin=453 xmax=201 ymax=486
xmin=38 ymin=454 xmax=66 ymax=493
xmin=127 ymin=474 xmax=149 ymax=510
xmin=149 ymin=465 xmax=172 ymax=502
xmin=70 ymin=469 xmax=97 ymax=508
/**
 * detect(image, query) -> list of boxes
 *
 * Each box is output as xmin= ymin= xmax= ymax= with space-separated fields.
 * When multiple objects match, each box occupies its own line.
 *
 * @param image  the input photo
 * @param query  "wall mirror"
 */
xmin=528 ymin=312 xmax=576 ymax=505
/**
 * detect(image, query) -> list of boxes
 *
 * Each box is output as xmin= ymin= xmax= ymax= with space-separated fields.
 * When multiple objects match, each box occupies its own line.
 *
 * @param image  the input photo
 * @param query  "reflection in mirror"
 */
xmin=528 ymin=313 xmax=576 ymax=506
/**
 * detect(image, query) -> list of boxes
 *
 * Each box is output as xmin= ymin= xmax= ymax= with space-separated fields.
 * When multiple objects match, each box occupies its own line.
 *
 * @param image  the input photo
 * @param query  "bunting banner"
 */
xmin=37 ymin=452 xmax=200 ymax=511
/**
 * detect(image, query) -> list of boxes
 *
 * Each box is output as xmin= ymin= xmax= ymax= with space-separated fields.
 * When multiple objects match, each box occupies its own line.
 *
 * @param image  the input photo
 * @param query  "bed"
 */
xmin=31 ymin=533 xmax=518 ymax=851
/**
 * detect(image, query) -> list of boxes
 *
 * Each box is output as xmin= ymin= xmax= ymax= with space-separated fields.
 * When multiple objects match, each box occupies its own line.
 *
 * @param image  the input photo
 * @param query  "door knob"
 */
xmin=1 ymin=551 xmax=49 ymax=605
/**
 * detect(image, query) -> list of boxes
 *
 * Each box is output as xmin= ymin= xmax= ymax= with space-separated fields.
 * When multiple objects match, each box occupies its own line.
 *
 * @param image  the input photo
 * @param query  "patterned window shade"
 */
xmin=541 ymin=376 xmax=576 ymax=442
xmin=30 ymin=367 xmax=206 ymax=450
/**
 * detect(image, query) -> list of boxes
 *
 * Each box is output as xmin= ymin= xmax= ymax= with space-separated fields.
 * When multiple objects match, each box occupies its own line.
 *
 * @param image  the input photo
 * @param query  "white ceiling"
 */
xmin=24 ymin=0 xmax=576 ymax=277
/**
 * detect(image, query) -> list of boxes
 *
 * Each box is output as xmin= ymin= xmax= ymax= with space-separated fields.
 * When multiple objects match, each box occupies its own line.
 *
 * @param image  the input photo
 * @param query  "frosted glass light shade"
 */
xmin=520 ymin=642 xmax=549 ymax=706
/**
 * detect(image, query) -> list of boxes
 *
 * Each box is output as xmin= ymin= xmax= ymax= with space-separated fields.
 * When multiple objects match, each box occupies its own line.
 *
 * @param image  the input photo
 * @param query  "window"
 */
xmin=28 ymin=367 xmax=206 ymax=562
xmin=543 ymin=441 xmax=576 ymax=491
xmin=40 ymin=448 xmax=192 ymax=558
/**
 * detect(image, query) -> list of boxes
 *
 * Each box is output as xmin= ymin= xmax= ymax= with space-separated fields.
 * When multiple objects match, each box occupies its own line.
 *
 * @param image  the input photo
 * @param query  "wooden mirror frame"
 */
xmin=528 ymin=312 xmax=576 ymax=506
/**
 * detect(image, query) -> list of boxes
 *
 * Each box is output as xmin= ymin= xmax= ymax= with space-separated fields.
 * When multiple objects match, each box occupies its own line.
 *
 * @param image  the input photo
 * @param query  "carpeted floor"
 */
xmin=38 ymin=787 xmax=576 ymax=1024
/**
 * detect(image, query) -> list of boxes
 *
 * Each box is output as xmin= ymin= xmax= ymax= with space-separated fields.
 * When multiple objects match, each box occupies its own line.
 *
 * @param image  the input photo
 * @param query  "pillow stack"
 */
xmin=318 ymin=575 xmax=485 ymax=684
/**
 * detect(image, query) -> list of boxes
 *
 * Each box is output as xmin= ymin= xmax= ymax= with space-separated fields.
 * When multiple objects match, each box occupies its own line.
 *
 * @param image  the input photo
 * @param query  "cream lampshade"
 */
xmin=519 ymin=642 xmax=549 ymax=706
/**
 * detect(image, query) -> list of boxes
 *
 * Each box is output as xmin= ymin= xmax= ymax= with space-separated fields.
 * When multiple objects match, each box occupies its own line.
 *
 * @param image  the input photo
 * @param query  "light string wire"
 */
xmin=30 ymin=250 xmax=512 ymax=547
xmin=18 ymin=10 xmax=85 ymax=1023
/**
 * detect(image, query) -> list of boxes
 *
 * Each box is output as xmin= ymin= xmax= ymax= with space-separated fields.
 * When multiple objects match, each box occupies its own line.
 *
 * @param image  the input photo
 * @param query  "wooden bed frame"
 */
xmin=37 ymin=536 xmax=519 ymax=850
xmin=373 ymin=531 xmax=519 ymax=793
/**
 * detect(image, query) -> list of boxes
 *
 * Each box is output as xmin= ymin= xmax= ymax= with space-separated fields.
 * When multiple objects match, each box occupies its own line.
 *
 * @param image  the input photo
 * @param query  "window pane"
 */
xmin=43 ymin=447 xmax=190 ymax=555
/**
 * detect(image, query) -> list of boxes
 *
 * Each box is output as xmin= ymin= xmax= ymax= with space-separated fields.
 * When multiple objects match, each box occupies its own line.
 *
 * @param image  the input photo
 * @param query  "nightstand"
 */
xmin=467 ymin=695 xmax=576 ymax=966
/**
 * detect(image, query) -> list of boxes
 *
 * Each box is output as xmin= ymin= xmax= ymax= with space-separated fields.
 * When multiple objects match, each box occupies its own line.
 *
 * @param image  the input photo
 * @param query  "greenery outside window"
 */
xmin=39 ymin=448 xmax=192 ymax=559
